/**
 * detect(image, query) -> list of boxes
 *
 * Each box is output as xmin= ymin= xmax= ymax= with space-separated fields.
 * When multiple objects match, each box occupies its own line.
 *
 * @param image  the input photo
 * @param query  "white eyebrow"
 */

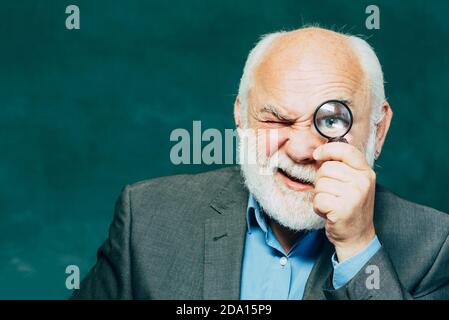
xmin=259 ymin=104 xmax=295 ymax=122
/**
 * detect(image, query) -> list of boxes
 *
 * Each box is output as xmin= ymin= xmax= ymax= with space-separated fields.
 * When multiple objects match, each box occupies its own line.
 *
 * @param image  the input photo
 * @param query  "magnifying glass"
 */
xmin=313 ymin=100 xmax=353 ymax=143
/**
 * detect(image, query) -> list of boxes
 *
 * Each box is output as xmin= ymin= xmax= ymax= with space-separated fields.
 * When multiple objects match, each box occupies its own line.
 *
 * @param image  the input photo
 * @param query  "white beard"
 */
xmin=238 ymin=127 xmax=377 ymax=232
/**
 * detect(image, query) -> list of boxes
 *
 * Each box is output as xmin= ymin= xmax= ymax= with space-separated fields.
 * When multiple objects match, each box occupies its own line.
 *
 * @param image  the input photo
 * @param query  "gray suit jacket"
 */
xmin=72 ymin=166 xmax=449 ymax=300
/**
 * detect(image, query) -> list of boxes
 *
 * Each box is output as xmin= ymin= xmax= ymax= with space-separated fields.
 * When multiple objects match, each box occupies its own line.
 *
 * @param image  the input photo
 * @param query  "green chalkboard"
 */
xmin=0 ymin=0 xmax=448 ymax=299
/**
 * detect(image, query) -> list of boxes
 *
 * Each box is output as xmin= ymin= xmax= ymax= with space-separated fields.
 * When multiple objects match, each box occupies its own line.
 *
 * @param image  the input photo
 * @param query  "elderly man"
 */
xmin=72 ymin=27 xmax=449 ymax=300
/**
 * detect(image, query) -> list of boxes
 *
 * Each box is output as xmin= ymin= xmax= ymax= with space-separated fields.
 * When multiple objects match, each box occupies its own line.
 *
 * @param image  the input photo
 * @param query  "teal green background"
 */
xmin=0 ymin=0 xmax=448 ymax=299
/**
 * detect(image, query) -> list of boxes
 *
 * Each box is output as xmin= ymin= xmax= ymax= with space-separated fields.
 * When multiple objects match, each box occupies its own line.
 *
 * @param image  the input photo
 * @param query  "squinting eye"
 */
xmin=260 ymin=120 xmax=288 ymax=126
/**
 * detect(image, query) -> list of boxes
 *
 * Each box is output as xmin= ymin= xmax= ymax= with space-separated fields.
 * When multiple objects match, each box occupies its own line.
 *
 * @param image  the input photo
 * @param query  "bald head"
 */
xmin=237 ymin=27 xmax=385 ymax=129
xmin=256 ymin=27 xmax=364 ymax=77
xmin=255 ymin=28 xmax=366 ymax=119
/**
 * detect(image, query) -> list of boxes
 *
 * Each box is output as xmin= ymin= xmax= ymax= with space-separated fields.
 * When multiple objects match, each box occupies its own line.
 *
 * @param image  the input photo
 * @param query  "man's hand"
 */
xmin=312 ymin=142 xmax=376 ymax=262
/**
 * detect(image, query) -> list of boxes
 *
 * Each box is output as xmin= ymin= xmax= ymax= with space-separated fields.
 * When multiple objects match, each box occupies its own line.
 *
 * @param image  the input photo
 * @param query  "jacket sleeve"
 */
xmin=322 ymin=234 xmax=449 ymax=300
xmin=70 ymin=185 xmax=133 ymax=300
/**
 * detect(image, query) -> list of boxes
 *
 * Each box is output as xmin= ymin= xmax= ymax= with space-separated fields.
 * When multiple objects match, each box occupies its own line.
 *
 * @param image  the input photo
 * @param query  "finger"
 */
xmin=314 ymin=177 xmax=347 ymax=197
xmin=313 ymin=142 xmax=369 ymax=170
xmin=316 ymin=160 xmax=356 ymax=183
xmin=313 ymin=192 xmax=339 ymax=217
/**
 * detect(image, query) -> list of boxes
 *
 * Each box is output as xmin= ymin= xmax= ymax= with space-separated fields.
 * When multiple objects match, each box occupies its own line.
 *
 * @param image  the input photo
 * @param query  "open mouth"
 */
xmin=277 ymin=168 xmax=314 ymax=192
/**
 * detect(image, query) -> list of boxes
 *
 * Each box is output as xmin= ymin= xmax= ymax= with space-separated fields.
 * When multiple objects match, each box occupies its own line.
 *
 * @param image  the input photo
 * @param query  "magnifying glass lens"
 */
xmin=314 ymin=101 xmax=352 ymax=139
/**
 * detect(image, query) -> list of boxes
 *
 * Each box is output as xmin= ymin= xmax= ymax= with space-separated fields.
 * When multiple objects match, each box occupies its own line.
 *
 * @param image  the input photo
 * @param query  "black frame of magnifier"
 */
xmin=312 ymin=99 xmax=354 ymax=140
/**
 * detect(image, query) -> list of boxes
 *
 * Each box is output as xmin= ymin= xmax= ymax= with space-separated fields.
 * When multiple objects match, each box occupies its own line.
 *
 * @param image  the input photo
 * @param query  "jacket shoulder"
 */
xmin=375 ymin=185 xmax=449 ymax=229
xmin=128 ymin=166 xmax=239 ymax=202
xmin=124 ymin=166 xmax=241 ymax=222
xmin=374 ymin=185 xmax=449 ymax=293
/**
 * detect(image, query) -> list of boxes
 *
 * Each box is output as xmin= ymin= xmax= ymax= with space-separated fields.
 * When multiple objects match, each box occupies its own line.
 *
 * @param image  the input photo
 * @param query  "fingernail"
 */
xmin=313 ymin=148 xmax=321 ymax=160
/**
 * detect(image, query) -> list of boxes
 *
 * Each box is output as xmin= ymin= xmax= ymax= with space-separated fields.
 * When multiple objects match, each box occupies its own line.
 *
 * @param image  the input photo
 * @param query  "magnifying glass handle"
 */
xmin=328 ymin=137 xmax=348 ymax=143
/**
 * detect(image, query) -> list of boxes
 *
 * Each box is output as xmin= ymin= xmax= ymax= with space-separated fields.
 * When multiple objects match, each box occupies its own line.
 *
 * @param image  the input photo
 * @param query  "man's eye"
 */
xmin=318 ymin=116 xmax=348 ymax=129
xmin=260 ymin=119 xmax=289 ymax=125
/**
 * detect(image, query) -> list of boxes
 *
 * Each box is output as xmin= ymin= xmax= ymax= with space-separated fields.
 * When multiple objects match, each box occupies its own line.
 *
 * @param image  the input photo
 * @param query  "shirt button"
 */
xmin=279 ymin=257 xmax=288 ymax=266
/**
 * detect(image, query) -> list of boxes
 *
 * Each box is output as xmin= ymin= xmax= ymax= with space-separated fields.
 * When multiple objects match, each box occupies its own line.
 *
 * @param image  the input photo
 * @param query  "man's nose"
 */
xmin=285 ymin=128 xmax=326 ymax=164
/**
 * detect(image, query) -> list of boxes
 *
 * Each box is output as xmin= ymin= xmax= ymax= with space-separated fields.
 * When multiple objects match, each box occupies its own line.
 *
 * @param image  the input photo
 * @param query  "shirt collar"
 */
xmin=245 ymin=194 xmax=324 ymax=257
xmin=246 ymin=193 xmax=268 ymax=234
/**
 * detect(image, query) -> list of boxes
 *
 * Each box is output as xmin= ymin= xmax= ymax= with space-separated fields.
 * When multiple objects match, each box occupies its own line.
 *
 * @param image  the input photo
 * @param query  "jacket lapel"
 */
xmin=203 ymin=169 xmax=248 ymax=299
xmin=303 ymin=237 xmax=334 ymax=300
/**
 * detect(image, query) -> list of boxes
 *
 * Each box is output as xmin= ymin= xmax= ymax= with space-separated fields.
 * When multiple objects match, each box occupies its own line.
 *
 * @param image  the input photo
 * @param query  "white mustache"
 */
xmin=266 ymin=152 xmax=317 ymax=185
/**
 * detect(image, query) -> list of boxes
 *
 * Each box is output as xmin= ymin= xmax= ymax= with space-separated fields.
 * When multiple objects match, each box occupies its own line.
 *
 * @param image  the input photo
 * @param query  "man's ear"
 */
xmin=375 ymin=101 xmax=393 ymax=159
xmin=234 ymin=96 xmax=241 ymax=128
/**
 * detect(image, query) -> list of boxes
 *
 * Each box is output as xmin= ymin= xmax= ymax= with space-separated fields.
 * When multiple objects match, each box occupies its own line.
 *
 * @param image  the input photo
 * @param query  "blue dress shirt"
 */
xmin=240 ymin=194 xmax=381 ymax=300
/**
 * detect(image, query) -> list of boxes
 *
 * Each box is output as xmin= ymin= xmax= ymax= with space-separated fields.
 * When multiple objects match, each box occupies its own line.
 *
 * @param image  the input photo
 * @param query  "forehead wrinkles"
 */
xmin=253 ymin=30 xmax=367 ymax=103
